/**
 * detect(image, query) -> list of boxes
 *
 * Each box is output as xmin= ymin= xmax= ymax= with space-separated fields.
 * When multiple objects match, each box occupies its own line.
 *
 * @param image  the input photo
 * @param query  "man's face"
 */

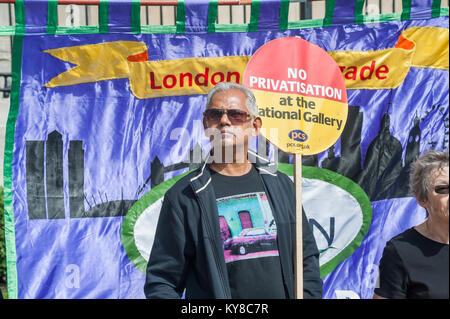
xmin=203 ymin=88 xmax=260 ymax=154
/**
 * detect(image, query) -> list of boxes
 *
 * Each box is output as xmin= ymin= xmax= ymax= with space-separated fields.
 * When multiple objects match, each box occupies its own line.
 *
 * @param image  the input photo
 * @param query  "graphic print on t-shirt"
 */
xmin=217 ymin=192 xmax=279 ymax=263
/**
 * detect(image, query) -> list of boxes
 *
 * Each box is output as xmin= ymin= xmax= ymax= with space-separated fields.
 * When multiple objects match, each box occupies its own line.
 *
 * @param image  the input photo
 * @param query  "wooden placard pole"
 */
xmin=294 ymin=154 xmax=303 ymax=299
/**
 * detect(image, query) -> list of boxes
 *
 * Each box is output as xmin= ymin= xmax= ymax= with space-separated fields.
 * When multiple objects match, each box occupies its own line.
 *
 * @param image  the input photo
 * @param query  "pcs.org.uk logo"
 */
xmin=289 ymin=129 xmax=308 ymax=142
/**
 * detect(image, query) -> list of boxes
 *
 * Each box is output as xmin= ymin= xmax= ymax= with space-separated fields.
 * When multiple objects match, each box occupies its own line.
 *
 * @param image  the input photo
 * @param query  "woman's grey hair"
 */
xmin=410 ymin=150 xmax=449 ymax=201
xmin=206 ymin=82 xmax=258 ymax=116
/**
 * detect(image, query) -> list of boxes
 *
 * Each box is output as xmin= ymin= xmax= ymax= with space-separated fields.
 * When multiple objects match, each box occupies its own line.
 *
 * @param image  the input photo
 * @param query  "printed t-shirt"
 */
xmin=209 ymin=165 xmax=287 ymax=299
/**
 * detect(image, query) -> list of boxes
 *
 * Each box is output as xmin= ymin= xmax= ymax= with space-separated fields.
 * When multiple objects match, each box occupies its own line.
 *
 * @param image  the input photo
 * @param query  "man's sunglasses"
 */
xmin=434 ymin=185 xmax=449 ymax=194
xmin=204 ymin=108 xmax=253 ymax=125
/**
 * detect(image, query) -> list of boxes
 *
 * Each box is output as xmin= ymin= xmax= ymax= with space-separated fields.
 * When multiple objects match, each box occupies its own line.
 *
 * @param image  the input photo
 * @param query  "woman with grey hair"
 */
xmin=373 ymin=150 xmax=448 ymax=299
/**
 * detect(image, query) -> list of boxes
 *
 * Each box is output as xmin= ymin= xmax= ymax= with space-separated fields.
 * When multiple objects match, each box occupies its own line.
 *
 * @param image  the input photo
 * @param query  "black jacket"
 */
xmin=144 ymin=150 xmax=322 ymax=299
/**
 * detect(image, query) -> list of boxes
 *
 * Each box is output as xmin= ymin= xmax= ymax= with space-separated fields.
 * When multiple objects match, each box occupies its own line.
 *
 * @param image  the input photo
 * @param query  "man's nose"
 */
xmin=219 ymin=111 xmax=232 ymax=125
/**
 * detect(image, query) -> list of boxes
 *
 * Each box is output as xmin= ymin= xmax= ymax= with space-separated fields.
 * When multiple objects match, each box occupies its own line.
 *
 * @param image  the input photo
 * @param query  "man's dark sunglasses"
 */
xmin=204 ymin=108 xmax=253 ymax=125
xmin=434 ymin=184 xmax=449 ymax=194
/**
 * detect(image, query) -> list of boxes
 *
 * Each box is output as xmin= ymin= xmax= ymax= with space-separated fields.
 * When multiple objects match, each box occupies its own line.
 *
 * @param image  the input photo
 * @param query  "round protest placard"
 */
xmin=243 ymin=37 xmax=348 ymax=155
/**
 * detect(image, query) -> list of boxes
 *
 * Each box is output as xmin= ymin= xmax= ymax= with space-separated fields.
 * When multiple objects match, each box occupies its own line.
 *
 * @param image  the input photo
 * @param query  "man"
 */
xmin=144 ymin=82 xmax=322 ymax=299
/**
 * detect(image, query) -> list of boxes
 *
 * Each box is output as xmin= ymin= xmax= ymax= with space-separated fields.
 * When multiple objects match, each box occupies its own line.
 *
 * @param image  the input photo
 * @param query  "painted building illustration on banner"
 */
xmin=23 ymin=99 xmax=445 ymax=219
xmin=25 ymin=131 xmax=135 ymax=219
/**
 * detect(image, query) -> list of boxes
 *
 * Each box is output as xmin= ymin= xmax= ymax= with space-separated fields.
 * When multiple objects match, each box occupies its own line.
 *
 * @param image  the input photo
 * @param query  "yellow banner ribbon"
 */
xmin=127 ymin=56 xmax=250 ymax=99
xmin=328 ymin=26 xmax=448 ymax=90
xmin=44 ymin=27 xmax=448 ymax=97
xmin=44 ymin=41 xmax=148 ymax=87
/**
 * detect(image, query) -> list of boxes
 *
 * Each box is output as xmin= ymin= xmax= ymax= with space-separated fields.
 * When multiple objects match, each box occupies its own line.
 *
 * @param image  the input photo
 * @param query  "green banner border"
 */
xmin=207 ymin=0 xmax=260 ymax=33
xmin=2 ymin=1 xmax=25 ymax=299
xmin=47 ymin=0 xmax=185 ymax=36
xmin=0 ymin=0 xmax=447 ymax=36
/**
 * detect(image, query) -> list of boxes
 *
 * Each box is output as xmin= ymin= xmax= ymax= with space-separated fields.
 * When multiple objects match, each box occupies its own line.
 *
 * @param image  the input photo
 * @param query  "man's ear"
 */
xmin=251 ymin=117 xmax=262 ymax=137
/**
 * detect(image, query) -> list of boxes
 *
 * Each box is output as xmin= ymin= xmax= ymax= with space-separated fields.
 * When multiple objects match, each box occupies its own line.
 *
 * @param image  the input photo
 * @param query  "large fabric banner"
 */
xmin=3 ymin=0 xmax=448 ymax=298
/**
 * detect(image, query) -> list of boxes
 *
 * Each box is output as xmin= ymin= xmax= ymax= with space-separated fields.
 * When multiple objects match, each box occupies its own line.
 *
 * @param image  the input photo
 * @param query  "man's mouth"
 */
xmin=220 ymin=130 xmax=235 ymax=137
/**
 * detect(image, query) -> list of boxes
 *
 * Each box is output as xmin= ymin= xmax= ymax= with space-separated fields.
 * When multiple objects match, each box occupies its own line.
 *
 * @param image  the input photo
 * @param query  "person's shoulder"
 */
xmin=274 ymin=169 xmax=294 ymax=186
xmin=164 ymin=168 xmax=201 ymax=198
xmin=276 ymin=169 xmax=293 ymax=180
xmin=385 ymin=228 xmax=422 ymax=257
xmin=389 ymin=227 xmax=419 ymax=244
xmin=258 ymin=167 xmax=294 ymax=194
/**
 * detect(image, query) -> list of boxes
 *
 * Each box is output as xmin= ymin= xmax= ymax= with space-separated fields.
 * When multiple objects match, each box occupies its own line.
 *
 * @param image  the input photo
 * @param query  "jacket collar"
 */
xmin=189 ymin=149 xmax=278 ymax=194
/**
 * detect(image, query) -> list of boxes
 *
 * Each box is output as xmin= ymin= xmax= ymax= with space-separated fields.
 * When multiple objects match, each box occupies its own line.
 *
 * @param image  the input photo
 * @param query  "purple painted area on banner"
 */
xmin=185 ymin=0 xmax=209 ymax=32
xmin=410 ymin=0 xmax=434 ymax=19
xmin=24 ymin=0 xmax=48 ymax=33
xmin=332 ymin=0 xmax=356 ymax=25
xmin=16 ymin=217 xmax=145 ymax=298
xmin=109 ymin=0 xmax=132 ymax=32
xmin=258 ymin=0 xmax=282 ymax=30
xmin=412 ymin=0 xmax=434 ymax=10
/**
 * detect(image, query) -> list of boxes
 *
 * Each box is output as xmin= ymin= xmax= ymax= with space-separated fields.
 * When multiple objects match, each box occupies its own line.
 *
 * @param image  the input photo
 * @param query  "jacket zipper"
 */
xmin=195 ymin=191 xmax=231 ymax=299
xmin=258 ymin=172 xmax=293 ymax=299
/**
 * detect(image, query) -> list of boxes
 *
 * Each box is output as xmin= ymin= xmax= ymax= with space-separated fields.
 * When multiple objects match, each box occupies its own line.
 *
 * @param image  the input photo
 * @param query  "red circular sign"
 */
xmin=243 ymin=36 xmax=348 ymax=155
